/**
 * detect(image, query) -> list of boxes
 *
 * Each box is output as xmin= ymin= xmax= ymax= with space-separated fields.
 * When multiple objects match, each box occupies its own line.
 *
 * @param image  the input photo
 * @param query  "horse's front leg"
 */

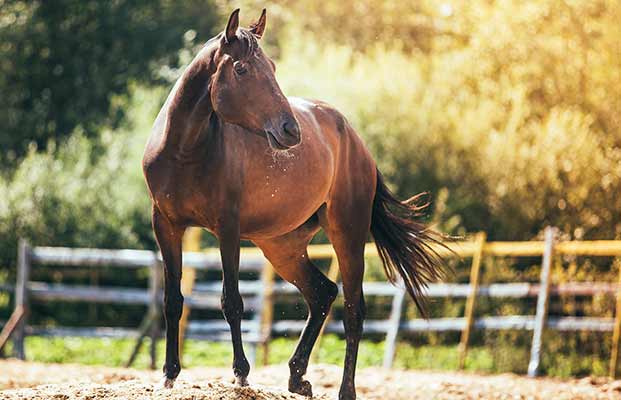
xmin=152 ymin=208 xmax=186 ymax=389
xmin=219 ymin=218 xmax=250 ymax=386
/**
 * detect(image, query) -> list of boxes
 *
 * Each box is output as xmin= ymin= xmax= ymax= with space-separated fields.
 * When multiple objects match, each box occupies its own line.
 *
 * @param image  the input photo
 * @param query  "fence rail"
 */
xmin=1 ymin=228 xmax=621 ymax=378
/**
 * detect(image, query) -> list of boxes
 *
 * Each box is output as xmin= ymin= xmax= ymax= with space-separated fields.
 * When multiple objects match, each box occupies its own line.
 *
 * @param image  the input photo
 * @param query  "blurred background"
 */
xmin=1 ymin=0 xmax=621 ymax=378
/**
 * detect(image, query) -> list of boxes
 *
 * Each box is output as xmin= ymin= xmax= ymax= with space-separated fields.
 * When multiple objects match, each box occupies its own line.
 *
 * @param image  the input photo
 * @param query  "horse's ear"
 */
xmin=249 ymin=9 xmax=267 ymax=39
xmin=225 ymin=8 xmax=240 ymax=44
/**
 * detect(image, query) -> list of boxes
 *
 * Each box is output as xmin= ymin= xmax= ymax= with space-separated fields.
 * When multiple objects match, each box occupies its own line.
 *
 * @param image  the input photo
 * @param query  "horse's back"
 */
xmin=288 ymin=97 xmax=377 ymax=199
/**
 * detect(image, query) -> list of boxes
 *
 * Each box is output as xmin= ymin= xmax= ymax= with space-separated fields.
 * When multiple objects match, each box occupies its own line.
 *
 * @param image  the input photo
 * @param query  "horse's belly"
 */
xmin=238 ymin=198 xmax=322 ymax=239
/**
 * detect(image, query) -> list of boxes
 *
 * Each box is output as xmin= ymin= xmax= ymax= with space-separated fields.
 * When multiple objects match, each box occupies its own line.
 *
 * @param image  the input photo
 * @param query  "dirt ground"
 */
xmin=1 ymin=360 xmax=621 ymax=400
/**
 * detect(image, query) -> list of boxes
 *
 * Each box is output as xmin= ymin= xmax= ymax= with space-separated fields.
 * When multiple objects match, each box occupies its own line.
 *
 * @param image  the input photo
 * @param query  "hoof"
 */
xmin=235 ymin=375 xmax=249 ymax=387
xmin=157 ymin=376 xmax=176 ymax=389
xmin=289 ymin=379 xmax=313 ymax=397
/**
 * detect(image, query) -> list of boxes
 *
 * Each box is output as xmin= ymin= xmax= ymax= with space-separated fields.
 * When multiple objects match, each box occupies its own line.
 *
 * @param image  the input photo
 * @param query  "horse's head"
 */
xmin=209 ymin=9 xmax=301 ymax=150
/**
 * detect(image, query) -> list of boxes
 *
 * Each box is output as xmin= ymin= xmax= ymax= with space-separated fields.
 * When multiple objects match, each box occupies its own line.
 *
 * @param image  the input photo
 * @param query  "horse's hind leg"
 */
xmin=254 ymin=221 xmax=338 ymax=397
xmin=324 ymin=230 xmax=367 ymax=400
xmin=321 ymin=184 xmax=374 ymax=400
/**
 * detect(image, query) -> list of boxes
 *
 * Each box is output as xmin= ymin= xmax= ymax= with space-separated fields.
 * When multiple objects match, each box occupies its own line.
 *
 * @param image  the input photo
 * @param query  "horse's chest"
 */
xmin=149 ymin=169 xmax=219 ymax=228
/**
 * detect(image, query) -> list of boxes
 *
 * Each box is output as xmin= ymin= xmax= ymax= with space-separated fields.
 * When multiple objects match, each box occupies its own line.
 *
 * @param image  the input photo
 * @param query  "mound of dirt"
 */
xmin=1 ymin=379 xmax=326 ymax=400
xmin=1 ymin=360 xmax=621 ymax=400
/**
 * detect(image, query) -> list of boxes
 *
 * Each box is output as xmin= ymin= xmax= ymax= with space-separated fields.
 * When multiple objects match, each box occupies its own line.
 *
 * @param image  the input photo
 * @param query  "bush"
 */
xmin=0 ymin=0 xmax=219 ymax=163
xmin=273 ymin=0 xmax=621 ymax=240
xmin=0 ymin=87 xmax=165 ymax=283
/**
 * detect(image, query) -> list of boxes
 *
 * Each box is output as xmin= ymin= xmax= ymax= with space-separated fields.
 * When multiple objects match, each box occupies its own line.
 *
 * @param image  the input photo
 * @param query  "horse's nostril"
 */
xmin=282 ymin=122 xmax=292 ymax=134
xmin=282 ymin=121 xmax=300 ymax=138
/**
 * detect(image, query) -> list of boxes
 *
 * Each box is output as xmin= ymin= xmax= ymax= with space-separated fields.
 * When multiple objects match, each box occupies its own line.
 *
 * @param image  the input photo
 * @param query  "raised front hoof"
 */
xmin=156 ymin=376 xmax=176 ymax=390
xmin=289 ymin=379 xmax=313 ymax=397
xmin=235 ymin=375 xmax=249 ymax=387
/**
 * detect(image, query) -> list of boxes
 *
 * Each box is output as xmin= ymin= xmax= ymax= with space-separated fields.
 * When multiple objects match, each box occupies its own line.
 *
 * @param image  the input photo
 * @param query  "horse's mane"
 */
xmin=204 ymin=33 xmax=222 ymax=48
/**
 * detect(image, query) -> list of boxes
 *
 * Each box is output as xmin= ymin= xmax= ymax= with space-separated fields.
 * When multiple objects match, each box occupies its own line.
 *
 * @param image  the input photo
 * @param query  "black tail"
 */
xmin=370 ymin=169 xmax=447 ymax=317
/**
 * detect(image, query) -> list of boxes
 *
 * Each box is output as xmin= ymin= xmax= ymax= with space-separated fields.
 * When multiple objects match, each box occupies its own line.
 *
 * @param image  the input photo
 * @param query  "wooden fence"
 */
xmin=2 ymin=226 xmax=621 ymax=378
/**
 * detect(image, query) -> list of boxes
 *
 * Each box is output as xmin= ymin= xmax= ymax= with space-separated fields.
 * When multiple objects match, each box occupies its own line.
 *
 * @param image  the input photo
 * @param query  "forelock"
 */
xmin=237 ymin=28 xmax=259 ymax=58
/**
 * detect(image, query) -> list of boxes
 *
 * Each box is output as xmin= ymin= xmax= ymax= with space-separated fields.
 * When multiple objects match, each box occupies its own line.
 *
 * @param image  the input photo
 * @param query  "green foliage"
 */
xmin=270 ymin=0 xmax=621 ymax=240
xmin=0 ymin=87 xmax=165 ymax=283
xmin=0 ymin=0 xmax=219 ymax=163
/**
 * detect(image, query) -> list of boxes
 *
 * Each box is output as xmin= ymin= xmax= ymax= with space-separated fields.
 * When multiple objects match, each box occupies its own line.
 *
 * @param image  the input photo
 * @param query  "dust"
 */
xmin=1 ymin=380 xmax=323 ymax=400
xmin=267 ymin=146 xmax=297 ymax=162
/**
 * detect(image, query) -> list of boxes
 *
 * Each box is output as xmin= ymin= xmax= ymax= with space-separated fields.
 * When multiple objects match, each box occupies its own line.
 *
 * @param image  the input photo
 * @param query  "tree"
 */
xmin=0 ymin=0 xmax=219 ymax=164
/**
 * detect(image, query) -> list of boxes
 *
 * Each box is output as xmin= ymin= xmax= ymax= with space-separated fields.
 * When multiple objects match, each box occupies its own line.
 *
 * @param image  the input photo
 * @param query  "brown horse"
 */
xmin=143 ymin=9 xmax=444 ymax=400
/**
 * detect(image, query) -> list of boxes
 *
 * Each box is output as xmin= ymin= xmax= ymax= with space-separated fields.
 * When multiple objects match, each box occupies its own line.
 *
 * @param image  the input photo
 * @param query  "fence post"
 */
xmin=124 ymin=255 xmax=162 ymax=369
xmin=609 ymin=258 xmax=621 ymax=378
xmin=178 ymin=227 xmax=201 ymax=363
xmin=149 ymin=258 xmax=163 ymax=370
xmin=458 ymin=231 xmax=486 ymax=370
xmin=14 ymin=239 xmax=31 ymax=360
xmin=527 ymin=226 xmax=555 ymax=377
xmin=260 ymin=260 xmax=275 ymax=365
xmin=0 ymin=305 xmax=26 ymax=354
xmin=382 ymin=283 xmax=406 ymax=368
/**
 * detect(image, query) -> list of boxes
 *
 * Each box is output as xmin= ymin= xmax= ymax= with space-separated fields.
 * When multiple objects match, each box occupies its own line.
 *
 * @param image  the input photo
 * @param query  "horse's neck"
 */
xmin=161 ymin=56 xmax=216 ymax=157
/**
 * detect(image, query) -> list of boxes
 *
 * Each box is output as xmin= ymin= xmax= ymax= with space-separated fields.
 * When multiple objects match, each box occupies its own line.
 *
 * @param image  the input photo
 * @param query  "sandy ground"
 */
xmin=1 ymin=360 xmax=621 ymax=399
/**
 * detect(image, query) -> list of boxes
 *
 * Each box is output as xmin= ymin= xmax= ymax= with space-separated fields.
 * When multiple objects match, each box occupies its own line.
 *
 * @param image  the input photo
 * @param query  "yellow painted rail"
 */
xmin=224 ymin=233 xmax=621 ymax=376
xmin=302 ymin=240 xmax=621 ymax=259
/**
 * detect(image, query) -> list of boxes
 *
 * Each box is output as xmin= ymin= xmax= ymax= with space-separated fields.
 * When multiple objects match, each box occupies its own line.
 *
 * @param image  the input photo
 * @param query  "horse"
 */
xmin=142 ymin=8 xmax=445 ymax=400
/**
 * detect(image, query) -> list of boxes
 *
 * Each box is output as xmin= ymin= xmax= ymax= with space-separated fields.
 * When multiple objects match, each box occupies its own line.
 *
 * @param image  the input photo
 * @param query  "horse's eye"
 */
xmin=233 ymin=61 xmax=247 ymax=75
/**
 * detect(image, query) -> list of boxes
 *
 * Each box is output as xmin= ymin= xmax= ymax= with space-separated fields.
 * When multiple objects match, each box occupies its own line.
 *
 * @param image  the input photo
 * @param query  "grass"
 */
xmin=2 ymin=334 xmax=609 ymax=379
xmin=10 ymin=335 xmax=383 ymax=370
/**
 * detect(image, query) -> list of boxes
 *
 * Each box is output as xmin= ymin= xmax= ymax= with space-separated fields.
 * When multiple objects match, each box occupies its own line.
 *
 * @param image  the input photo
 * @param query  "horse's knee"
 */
xmin=164 ymin=293 xmax=184 ymax=322
xmin=221 ymin=291 xmax=244 ymax=321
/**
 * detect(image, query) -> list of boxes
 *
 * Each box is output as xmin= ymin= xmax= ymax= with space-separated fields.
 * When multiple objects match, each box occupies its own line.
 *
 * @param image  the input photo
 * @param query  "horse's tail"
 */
xmin=370 ymin=168 xmax=447 ymax=317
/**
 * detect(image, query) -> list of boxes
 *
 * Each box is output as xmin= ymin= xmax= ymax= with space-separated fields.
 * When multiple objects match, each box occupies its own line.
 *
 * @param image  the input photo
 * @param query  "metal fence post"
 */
xmin=382 ymin=283 xmax=406 ymax=368
xmin=14 ymin=239 xmax=31 ymax=360
xmin=458 ymin=231 xmax=486 ymax=369
xmin=527 ymin=226 xmax=555 ymax=377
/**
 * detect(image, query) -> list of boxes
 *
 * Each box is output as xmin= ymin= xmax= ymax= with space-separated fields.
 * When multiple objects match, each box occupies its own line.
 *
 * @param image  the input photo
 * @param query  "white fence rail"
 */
xmin=1 ymin=227 xmax=621 ymax=377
